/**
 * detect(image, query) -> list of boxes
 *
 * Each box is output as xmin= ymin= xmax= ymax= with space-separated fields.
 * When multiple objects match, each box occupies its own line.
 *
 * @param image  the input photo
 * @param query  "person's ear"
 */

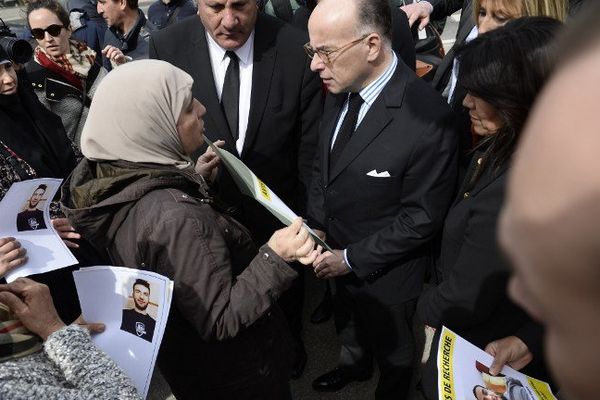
xmin=365 ymin=33 xmax=383 ymax=62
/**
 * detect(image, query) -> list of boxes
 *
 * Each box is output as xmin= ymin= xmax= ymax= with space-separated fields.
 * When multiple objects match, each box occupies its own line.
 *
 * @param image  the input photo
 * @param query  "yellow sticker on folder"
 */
xmin=257 ymin=179 xmax=271 ymax=201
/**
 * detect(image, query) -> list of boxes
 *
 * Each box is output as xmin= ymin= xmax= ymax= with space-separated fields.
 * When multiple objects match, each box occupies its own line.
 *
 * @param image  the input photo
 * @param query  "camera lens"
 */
xmin=0 ymin=37 xmax=33 ymax=64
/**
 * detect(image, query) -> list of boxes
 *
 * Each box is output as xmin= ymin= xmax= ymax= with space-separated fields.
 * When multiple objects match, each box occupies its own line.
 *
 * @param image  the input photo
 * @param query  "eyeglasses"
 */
xmin=31 ymin=24 xmax=65 ymax=40
xmin=304 ymin=33 xmax=371 ymax=64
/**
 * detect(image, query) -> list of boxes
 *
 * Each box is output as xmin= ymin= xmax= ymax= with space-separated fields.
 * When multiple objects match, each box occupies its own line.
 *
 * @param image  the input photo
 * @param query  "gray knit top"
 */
xmin=0 ymin=325 xmax=142 ymax=399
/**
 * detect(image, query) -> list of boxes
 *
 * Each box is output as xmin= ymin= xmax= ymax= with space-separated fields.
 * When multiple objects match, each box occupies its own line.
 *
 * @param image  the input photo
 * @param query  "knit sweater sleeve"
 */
xmin=42 ymin=325 xmax=142 ymax=400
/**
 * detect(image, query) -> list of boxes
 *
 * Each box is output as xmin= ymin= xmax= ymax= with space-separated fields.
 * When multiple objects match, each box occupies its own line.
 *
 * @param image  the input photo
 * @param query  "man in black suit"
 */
xmin=148 ymin=0 xmax=322 ymax=378
xmin=306 ymin=0 xmax=458 ymax=397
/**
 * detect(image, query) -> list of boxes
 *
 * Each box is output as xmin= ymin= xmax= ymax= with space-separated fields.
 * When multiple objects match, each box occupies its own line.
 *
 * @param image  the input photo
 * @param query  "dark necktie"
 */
xmin=221 ymin=51 xmax=240 ymax=139
xmin=330 ymin=93 xmax=364 ymax=169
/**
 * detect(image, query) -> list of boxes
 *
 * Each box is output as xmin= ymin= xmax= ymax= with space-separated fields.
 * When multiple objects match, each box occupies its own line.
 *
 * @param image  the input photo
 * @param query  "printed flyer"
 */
xmin=437 ymin=327 xmax=556 ymax=400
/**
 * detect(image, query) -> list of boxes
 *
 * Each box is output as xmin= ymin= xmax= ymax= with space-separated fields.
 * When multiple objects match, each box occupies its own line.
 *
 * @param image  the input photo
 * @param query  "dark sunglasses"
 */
xmin=31 ymin=24 xmax=65 ymax=40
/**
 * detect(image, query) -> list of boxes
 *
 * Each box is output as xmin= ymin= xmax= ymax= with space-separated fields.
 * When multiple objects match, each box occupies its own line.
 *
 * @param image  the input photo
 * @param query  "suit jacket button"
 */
xmin=463 ymin=192 xmax=470 ymax=199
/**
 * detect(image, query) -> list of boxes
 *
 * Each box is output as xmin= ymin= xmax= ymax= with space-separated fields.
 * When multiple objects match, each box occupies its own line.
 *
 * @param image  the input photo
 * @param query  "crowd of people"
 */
xmin=0 ymin=0 xmax=598 ymax=399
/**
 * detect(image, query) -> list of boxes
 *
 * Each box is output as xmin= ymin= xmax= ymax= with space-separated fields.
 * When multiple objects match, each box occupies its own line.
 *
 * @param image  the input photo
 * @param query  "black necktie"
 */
xmin=221 ymin=51 xmax=240 ymax=139
xmin=330 ymin=93 xmax=364 ymax=169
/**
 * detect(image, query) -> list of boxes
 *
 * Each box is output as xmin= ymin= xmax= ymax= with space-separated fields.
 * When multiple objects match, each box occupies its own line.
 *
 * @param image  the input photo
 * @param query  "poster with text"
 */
xmin=437 ymin=327 xmax=556 ymax=400
xmin=0 ymin=178 xmax=77 ymax=282
xmin=73 ymin=266 xmax=173 ymax=398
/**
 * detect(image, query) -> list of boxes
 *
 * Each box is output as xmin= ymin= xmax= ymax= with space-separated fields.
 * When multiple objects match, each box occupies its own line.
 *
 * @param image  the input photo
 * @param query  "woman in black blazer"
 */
xmin=416 ymin=17 xmax=563 ymax=399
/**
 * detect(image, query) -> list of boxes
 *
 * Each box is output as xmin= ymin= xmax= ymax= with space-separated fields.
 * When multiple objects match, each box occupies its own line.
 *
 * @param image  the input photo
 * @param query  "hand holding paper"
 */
xmin=52 ymin=218 xmax=81 ymax=249
xmin=203 ymin=136 xmax=332 ymax=252
xmin=0 ymin=237 xmax=27 ymax=278
xmin=313 ymin=249 xmax=351 ymax=279
xmin=485 ymin=335 xmax=533 ymax=375
xmin=267 ymin=217 xmax=321 ymax=264
xmin=195 ymin=139 xmax=224 ymax=182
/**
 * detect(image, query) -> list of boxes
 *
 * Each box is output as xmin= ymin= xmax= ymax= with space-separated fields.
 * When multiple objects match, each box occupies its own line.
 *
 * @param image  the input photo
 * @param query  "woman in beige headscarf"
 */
xmin=61 ymin=59 xmax=318 ymax=400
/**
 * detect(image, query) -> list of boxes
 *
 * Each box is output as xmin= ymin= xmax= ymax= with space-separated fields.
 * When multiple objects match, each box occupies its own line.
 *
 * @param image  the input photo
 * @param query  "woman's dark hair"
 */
xmin=456 ymin=16 xmax=563 ymax=174
xmin=26 ymin=0 xmax=71 ymax=30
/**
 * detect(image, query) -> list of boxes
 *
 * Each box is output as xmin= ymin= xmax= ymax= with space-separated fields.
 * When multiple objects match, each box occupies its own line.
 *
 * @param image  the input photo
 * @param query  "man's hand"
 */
xmin=52 ymin=218 xmax=81 ymax=249
xmin=195 ymin=139 xmax=224 ymax=182
xmin=400 ymin=1 xmax=433 ymax=30
xmin=102 ymin=45 xmax=128 ymax=66
xmin=268 ymin=218 xmax=319 ymax=264
xmin=0 ymin=278 xmax=65 ymax=340
xmin=313 ymin=249 xmax=351 ymax=279
xmin=0 ymin=237 xmax=27 ymax=277
xmin=485 ymin=335 xmax=533 ymax=375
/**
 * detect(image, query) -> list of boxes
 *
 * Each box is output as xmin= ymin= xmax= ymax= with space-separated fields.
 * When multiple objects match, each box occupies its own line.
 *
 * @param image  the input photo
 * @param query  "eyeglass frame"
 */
xmin=30 ymin=24 xmax=66 ymax=40
xmin=303 ymin=33 xmax=373 ymax=64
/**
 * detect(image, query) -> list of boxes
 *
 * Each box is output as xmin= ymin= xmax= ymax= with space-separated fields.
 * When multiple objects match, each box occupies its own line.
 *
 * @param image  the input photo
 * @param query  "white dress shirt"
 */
xmin=206 ymin=31 xmax=254 ymax=155
xmin=447 ymin=25 xmax=478 ymax=103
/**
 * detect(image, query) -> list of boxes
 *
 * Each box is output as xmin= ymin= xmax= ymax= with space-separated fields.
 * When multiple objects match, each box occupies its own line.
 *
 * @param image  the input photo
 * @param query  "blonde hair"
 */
xmin=523 ymin=0 xmax=567 ymax=21
xmin=474 ymin=0 xmax=567 ymax=24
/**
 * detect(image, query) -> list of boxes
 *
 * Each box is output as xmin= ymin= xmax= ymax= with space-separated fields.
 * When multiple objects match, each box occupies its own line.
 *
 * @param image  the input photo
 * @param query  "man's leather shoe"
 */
xmin=290 ymin=346 xmax=307 ymax=379
xmin=312 ymin=367 xmax=372 ymax=392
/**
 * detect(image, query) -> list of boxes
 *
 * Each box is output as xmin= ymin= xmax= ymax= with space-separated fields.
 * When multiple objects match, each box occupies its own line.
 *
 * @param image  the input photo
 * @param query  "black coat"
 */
xmin=430 ymin=0 xmax=475 ymax=94
xmin=416 ymin=153 xmax=548 ymax=398
xmin=149 ymin=14 xmax=322 ymax=244
xmin=307 ymin=61 xmax=458 ymax=304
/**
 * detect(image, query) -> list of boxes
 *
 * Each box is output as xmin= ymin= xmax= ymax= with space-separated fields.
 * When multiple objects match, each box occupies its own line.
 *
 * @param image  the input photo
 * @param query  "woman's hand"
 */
xmin=195 ymin=140 xmax=224 ymax=182
xmin=0 ymin=237 xmax=27 ymax=277
xmin=0 ymin=278 xmax=65 ymax=340
xmin=268 ymin=218 xmax=320 ymax=264
xmin=485 ymin=335 xmax=533 ymax=375
xmin=52 ymin=218 xmax=81 ymax=249
xmin=102 ymin=45 xmax=129 ymax=66
xmin=73 ymin=314 xmax=105 ymax=334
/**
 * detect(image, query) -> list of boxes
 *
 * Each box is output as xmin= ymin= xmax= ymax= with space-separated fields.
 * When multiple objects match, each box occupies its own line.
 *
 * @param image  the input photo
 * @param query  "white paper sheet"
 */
xmin=73 ymin=266 xmax=173 ymax=399
xmin=437 ymin=327 xmax=556 ymax=400
xmin=0 ymin=178 xmax=77 ymax=282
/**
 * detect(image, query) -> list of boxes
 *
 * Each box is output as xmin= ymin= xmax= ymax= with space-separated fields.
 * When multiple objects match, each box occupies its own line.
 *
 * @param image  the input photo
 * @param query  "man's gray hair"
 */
xmin=354 ymin=0 xmax=393 ymax=49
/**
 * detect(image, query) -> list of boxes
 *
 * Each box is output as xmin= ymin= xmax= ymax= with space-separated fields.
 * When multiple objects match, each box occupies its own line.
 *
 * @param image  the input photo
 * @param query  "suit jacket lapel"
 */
xmin=328 ymin=63 xmax=407 ymax=183
xmin=456 ymin=0 xmax=475 ymax=45
xmin=431 ymin=0 xmax=475 ymax=90
xmin=187 ymin=20 xmax=236 ymax=151
xmin=242 ymin=14 xmax=277 ymax=157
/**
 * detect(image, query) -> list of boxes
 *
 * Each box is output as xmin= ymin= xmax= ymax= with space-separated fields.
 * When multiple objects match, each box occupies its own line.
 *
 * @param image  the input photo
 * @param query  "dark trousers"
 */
xmin=335 ymin=282 xmax=417 ymax=400
xmin=277 ymin=266 xmax=305 ymax=346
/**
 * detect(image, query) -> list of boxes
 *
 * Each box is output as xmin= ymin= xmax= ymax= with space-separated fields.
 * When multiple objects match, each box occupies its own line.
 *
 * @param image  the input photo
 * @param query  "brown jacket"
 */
xmin=61 ymin=159 xmax=297 ymax=398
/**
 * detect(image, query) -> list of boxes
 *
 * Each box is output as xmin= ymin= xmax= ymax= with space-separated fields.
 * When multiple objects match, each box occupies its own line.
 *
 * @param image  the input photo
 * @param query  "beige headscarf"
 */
xmin=81 ymin=60 xmax=195 ymax=170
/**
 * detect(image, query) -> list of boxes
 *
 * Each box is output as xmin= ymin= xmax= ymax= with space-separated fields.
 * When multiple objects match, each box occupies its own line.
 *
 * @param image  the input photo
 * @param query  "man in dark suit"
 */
xmin=400 ymin=0 xmax=474 ymax=97
xmin=148 ymin=0 xmax=322 ymax=378
xmin=305 ymin=0 xmax=458 ymax=397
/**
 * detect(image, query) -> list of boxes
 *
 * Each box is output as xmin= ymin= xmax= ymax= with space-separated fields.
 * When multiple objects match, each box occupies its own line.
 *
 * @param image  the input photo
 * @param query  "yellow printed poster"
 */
xmin=436 ymin=327 xmax=556 ymax=400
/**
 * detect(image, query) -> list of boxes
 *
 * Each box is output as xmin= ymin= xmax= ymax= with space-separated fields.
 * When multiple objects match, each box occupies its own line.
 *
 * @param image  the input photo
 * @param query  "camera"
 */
xmin=0 ymin=18 xmax=33 ymax=65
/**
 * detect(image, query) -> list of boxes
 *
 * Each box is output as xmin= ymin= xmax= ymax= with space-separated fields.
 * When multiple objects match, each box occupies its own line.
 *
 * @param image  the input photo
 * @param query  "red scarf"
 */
xmin=34 ymin=41 xmax=97 ymax=91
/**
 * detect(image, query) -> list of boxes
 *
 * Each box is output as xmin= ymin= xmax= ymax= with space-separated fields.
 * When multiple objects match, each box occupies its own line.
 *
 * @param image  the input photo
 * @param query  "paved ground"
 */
xmin=0 ymin=5 xmax=461 ymax=399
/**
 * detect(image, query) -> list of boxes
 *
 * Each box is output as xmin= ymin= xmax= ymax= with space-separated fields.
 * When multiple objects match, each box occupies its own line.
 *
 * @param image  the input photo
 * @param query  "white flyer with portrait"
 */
xmin=437 ymin=327 xmax=556 ymax=400
xmin=0 ymin=178 xmax=78 ymax=282
xmin=73 ymin=266 xmax=173 ymax=399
